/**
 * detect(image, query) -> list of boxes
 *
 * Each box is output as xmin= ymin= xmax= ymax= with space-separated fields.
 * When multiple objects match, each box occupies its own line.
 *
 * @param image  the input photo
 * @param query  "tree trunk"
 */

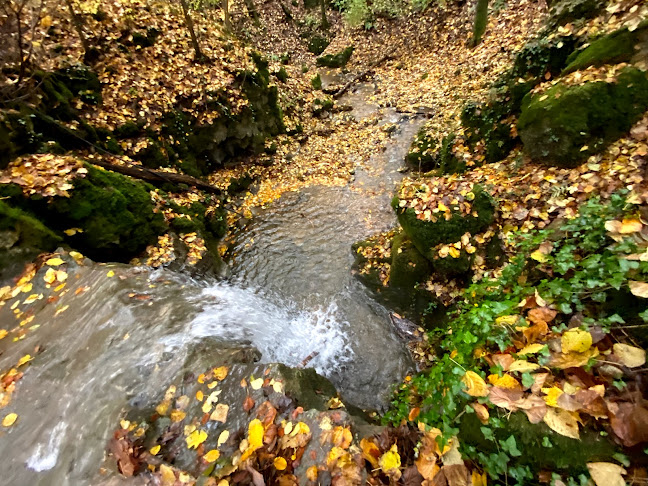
xmin=63 ymin=0 xmax=90 ymax=55
xmin=471 ymin=0 xmax=489 ymax=47
xmin=320 ymin=0 xmax=329 ymax=29
xmin=243 ymin=0 xmax=260 ymax=25
xmin=179 ymin=0 xmax=205 ymax=61
xmin=221 ymin=0 xmax=231 ymax=31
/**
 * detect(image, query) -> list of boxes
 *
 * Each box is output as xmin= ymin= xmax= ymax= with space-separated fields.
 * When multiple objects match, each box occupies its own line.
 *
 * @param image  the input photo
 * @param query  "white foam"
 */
xmin=164 ymin=282 xmax=353 ymax=376
xmin=26 ymin=421 xmax=66 ymax=472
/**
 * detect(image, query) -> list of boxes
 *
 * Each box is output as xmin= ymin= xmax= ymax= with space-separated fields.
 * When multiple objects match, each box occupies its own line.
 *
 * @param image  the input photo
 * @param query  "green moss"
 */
xmin=312 ymin=97 xmax=334 ymax=115
xmin=390 ymin=232 xmax=431 ymax=289
xmin=405 ymin=129 xmax=438 ymax=172
xmin=0 ymin=200 xmax=61 ymax=252
xmin=518 ymin=67 xmax=648 ymax=167
xmin=316 ymin=46 xmax=354 ymax=68
xmin=392 ymin=185 xmax=495 ymax=262
xmin=548 ymin=0 xmax=605 ymax=26
xmin=39 ymin=165 xmax=166 ymax=261
xmin=311 ymin=74 xmax=322 ymax=90
xmin=307 ymin=34 xmax=330 ymax=55
xmin=460 ymin=412 xmax=617 ymax=474
xmin=563 ymin=20 xmax=648 ymax=74
xmin=430 ymin=249 xmax=473 ymax=276
xmin=114 ymin=121 xmax=141 ymax=138
xmin=275 ymin=66 xmax=289 ymax=82
xmin=276 ymin=364 xmax=337 ymax=410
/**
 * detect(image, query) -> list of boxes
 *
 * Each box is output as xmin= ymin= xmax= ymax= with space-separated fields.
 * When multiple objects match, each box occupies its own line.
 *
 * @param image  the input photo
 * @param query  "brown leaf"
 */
xmin=487 ymin=387 xmax=524 ymax=411
xmin=608 ymin=402 xmax=648 ymax=447
xmin=518 ymin=394 xmax=547 ymax=424
xmin=492 ymin=354 xmax=515 ymax=371
xmin=243 ymin=395 xmax=255 ymax=412
xmin=442 ymin=464 xmax=469 ymax=486
xmin=629 ymin=281 xmax=648 ymax=298
xmin=527 ymin=307 xmax=557 ymax=325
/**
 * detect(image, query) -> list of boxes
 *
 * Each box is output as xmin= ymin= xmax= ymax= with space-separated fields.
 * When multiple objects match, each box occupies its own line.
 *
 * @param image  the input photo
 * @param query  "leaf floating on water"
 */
xmin=16 ymin=354 xmax=32 ymax=367
xmin=613 ymin=343 xmax=646 ymax=368
xmin=149 ymin=445 xmax=161 ymax=455
xmin=2 ymin=413 xmax=17 ymax=427
xmin=106 ymin=270 xmax=115 ymax=278
xmin=462 ymin=371 xmax=488 ymax=397
xmin=210 ymin=403 xmax=229 ymax=423
xmin=250 ymin=377 xmax=264 ymax=390
xmin=170 ymin=410 xmax=186 ymax=423
xmin=587 ymin=462 xmax=626 ymax=486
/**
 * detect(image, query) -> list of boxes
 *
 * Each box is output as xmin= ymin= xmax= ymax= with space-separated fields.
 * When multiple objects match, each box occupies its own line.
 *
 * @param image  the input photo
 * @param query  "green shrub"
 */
xmin=316 ymin=46 xmax=354 ymax=68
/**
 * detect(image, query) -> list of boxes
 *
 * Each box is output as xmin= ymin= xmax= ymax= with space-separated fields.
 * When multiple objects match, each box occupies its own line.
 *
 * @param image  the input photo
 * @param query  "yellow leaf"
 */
xmin=332 ymin=426 xmax=353 ymax=449
xmin=0 ymin=330 xmax=7 ymax=341
xmin=306 ymin=466 xmax=318 ymax=481
xmin=629 ymin=281 xmax=648 ymax=298
xmin=217 ymin=430 xmax=230 ymax=447
xmin=508 ymin=360 xmax=540 ymax=373
xmin=196 ymin=390 xmax=204 ymax=401
xmin=543 ymin=408 xmax=579 ymax=439
xmin=213 ymin=366 xmax=228 ymax=380
xmin=495 ymin=315 xmax=519 ymax=326
xmin=561 ymin=329 xmax=592 ymax=353
xmin=488 ymin=374 xmax=520 ymax=390
xmin=530 ymin=250 xmax=548 ymax=262
xmin=150 ymin=445 xmax=161 ymax=455
xmin=107 ymin=270 xmax=115 ymax=278
xmin=274 ymin=457 xmax=287 ymax=470
xmin=462 ymin=371 xmax=489 ymax=397
xmin=241 ymin=419 xmax=264 ymax=461
xmin=250 ymin=377 xmax=264 ymax=390
xmin=170 ymin=410 xmax=186 ymax=423
xmin=587 ymin=462 xmax=626 ymax=486
xmin=16 ymin=354 xmax=32 ymax=367
xmin=619 ymin=218 xmax=643 ymax=234
xmin=44 ymin=268 xmax=57 ymax=285
xmin=2 ymin=413 xmax=17 ymax=427
xmin=69 ymin=251 xmax=83 ymax=260
xmin=120 ymin=420 xmax=131 ymax=429
xmin=518 ymin=343 xmax=545 ymax=355
xmin=20 ymin=283 xmax=32 ymax=293
xmin=45 ymin=257 xmax=65 ymax=266
xmin=360 ymin=438 xmax=381 ymax=468
xmin=156 ymin=399 xmax=170 ymax=416
xmin=448 ymin=247 xmax=461 ymax=258
xmin=472 ymin=470 xmax=488 ymax=486
xmin=186 ymin=429 xmax=208 ymax=449
xmin=542 ymin=387 xmax=563 ymax=407
xmin=159 ymin=464 xmax=176 ymax=486
xmin=204 ymin=449 xmax=220 ymax=463
xmin=379 ymin=444 xmax=401 ymax=475
xmin=613 ymin=343 xmax=646 ymax=368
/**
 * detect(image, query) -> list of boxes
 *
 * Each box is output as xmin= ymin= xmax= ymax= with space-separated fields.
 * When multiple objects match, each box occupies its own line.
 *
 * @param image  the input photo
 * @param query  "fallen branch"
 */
xmin=330 ymin=49 xmax=396 ymax=100
xmin=89 ymin=158 xmax=222 ymax=194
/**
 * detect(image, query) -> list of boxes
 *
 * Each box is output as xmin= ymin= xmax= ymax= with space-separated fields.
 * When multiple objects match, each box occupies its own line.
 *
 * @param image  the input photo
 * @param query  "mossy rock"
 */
xmin=0 ymin=200 xmax=62 ymax=279
xmin=311 ymin=74 xmax=323 ymax=90
xmin=406 ymin=132 xmax=464 ymax=174
xmin=276 ymin=364 xmax=338 ymax=411
xmin=460 ymin=412 xmax=617 ymax=476
xmin=548 ymin=0 xmax=605 ymax=26
xmin=563 ymin=20 xmax=648 ymax=75
xmin=32 ymin=165 xmax=167 ymax=261
xmin=307 ymin=35 xmax=330 ymax=55
xmin=316 ymin=46 xmax=354 ymax=68
xmin=390 ymin=232 xmax=431 ymax=289
xmin=429 ymin=249 xmax=473 ymax=276
xmin=518 ymin=67 xmax=648 ymax=167
xmin=392 ymin=185 xmax=495 ymax=263
xmin=275 ymin=67 xmax=289 ymax=83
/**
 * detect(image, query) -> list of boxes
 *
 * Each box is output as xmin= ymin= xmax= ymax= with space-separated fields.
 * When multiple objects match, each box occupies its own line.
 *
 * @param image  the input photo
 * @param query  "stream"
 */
xmin=0 ymin=83 xmax=423 ymax=485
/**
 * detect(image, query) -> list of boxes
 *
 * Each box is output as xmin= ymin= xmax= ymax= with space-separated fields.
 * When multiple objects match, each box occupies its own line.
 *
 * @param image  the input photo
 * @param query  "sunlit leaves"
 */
xmin=186 ymin=429 xmax=208 ymax=449
xmin=2 ymin=413 xmax=17 ymax=427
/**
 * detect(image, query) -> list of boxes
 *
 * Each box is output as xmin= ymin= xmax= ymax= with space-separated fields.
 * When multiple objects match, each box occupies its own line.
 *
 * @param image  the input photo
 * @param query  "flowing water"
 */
xmin=0 ymin=85 xmax=423 ymax=485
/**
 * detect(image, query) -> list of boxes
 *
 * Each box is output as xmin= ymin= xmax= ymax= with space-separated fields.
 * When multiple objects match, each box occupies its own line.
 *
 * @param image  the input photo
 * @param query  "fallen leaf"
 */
xmin=508 ymin=360 xmax=540 ymax=372
xmin=186 ymin=429 xmax=208 ymax=449
xmin=45 ymin=257 xmax=64 ymax=266
xmin=379 ymin=444 xmax=401 ymax=478
xmin=613 ymin=343 xmax=646 ymax=368
xmin=210 ymin=403 xmax=229 ymax=423
xmin=2 ymin=413 xmax=17 ymax=427
xmin=204 ymin=449 xmax=220 ymax=463
xmin=587 ymin=462 xmax=626 ymax=486
xmin=543 ymin=408 xmax=580 ymax=439
xmin=150 ymin=445 xmax=161 ymax=455
xmin=360 ymin=438 xmax=381 ymax=468
xmin=274 ymin=457 xmax=287 ymax=470
xmin=561 ymin=329 xmax=592 ymax=353
xmin=462 ymin=371 xmax=488 ymax=397
xmin=218 ymin=430 xmax=230 ymax=447
xmin=629 ymin=281 xmax=648 ymax=298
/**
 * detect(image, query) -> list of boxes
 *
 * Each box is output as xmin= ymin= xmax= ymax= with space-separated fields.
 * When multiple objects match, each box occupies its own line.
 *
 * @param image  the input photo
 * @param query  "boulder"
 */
xmin=518 ymin=67 xmax=648 ymax=167
xmin=317 ymin=46 xmax=354 ymax=68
